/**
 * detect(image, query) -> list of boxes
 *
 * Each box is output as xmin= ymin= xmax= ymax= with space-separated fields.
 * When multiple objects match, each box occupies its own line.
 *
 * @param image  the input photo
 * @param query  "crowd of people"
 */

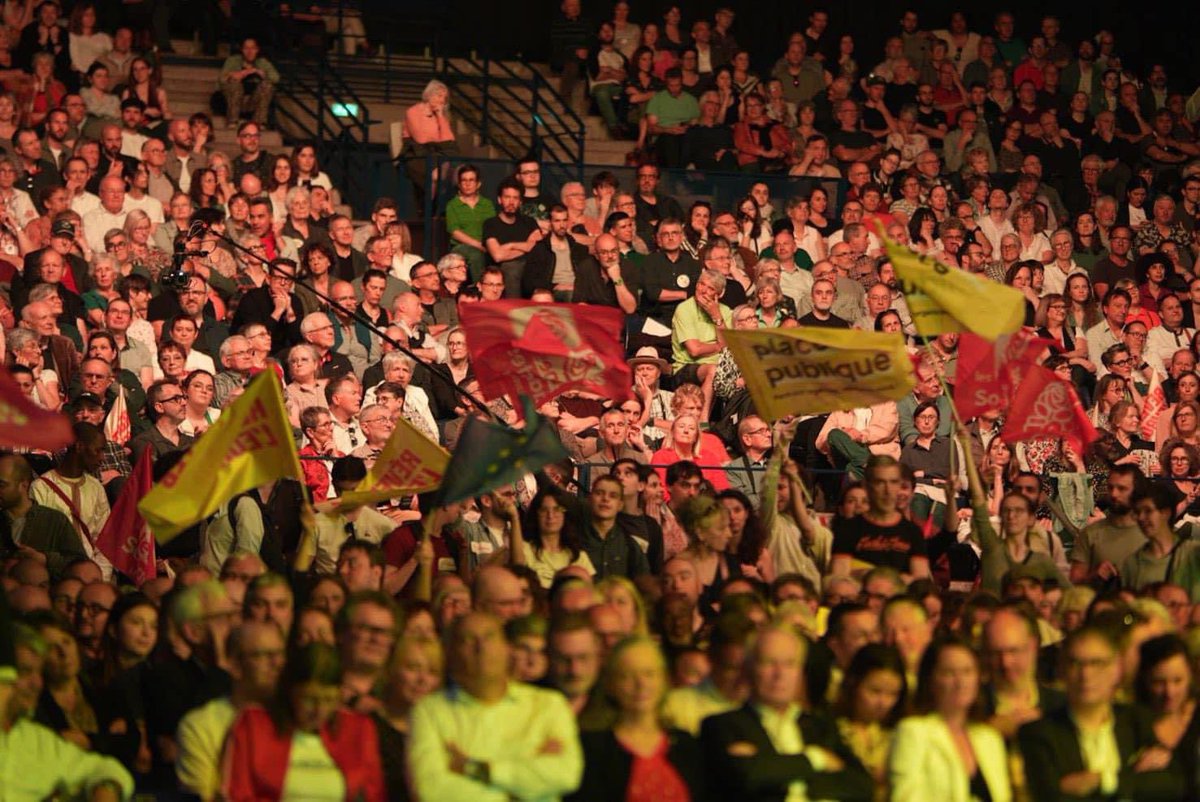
xmin=4 ymin=1 xmax=1200 ymax=801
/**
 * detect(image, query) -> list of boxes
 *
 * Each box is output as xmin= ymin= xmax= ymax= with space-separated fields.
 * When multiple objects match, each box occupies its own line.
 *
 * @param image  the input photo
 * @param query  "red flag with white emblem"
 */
xmin=459 ymin=300 xmax=631 ymax=406
xmin=1000 ymin=365 xmax=1099 ymax=457
xmin=95 ymin=448 xmax=156 ymax=585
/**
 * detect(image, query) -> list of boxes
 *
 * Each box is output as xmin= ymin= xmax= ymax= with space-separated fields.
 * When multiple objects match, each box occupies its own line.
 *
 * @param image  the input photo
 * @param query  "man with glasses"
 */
xmin=230 ymin=257 xmax=303 ymax=351
xmin=514 ymin=156 xmax=550 ymax=232
xmin=638 ymin=218 xmax=699 ymax=331
xmin=571 ymin=233 xmax=635 ymax=312
xmin=298 ymin=406 xmax=342 ymax=502
xmin=300 ymin=311 xmax=354 ymax=381
xmin=131 ymin=380 xmax=194 ymax=463
xmin=724 ymin=415 xmax=773 ymax=507
xmin=105 ymin=298 xmax=153 ymax=385
xmin=445 ymin=163 xmax=495 ymax=280
xmin=478 ymin=266 xmax=505 ymax=301
xmin=214 ymin=335 xmax=255 ymax=407
xmin=232 ymin=121 xmax=271 ymax=184
xmin=349 ymin=404 xmax=394 ymax=468
xmin=139 ymin=137 xmax=173 ymax=205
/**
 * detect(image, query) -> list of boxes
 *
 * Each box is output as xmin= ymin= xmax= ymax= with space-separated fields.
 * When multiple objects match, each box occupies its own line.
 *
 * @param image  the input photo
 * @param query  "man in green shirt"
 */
xmin=444 ymin=164 xmax=496 ymax=280
xmin=645 ymin=69 xmax=699 ymax=168
xmin=671 ymin=269 xmax=732 ymax=419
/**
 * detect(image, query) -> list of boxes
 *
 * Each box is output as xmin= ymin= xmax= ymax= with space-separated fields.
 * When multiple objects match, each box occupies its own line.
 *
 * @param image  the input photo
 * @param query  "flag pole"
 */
xmin=415 ymin=510 xmax=437 ymax=603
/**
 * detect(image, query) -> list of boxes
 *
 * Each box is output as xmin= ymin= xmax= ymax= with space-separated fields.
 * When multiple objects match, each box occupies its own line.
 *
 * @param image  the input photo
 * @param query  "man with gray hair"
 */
xmin=671 ymin=268 xmax=732 ymax=420
xmin=214 ymin=335 xmax=253 ymax=406
xmin=350 ymin=403 xmax=394 ymax=467
xmin=300 ymin=311 xmax=355 ymax=380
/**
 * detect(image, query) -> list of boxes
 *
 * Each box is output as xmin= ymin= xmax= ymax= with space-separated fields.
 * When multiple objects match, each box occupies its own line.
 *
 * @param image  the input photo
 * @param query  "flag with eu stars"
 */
xmin=435 ymin=397 xmax=567 ymax=506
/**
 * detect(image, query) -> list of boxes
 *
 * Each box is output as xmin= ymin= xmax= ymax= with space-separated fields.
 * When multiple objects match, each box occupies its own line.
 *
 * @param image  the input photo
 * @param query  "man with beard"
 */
xmin=1069 ymin=465 xmax=1147 ymax=585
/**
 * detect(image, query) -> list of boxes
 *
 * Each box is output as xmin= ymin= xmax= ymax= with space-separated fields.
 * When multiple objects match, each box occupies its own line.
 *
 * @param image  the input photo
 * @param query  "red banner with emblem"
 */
xmin=1000 ymin=365 xmax=1099 ymax=456
xmin=459 ymin=300 xmax=631 ymax=406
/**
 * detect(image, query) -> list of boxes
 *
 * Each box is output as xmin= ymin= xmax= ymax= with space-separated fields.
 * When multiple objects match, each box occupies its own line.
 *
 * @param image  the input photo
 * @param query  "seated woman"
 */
xmin=222 ymin=643 xmax=385 ymax=800
xmin=572 ymin=637 xmax=705 ymax=802
xmin=511 ymin=485 xmax=596 ymax=589
xmin=676 ymin=494 xmax=740 ymax=618
xmin=1020 ymin=622 xmax=1183 ymax=801
xmin=1136 ymin=634 xmax=1200 ymax=789
xmin=890 ymin=636 xmax=1012 ymax=802
xmin=835 ymin=643 xmax=907 ymax=802
xmin=731 ymin=92 xmax=792 ymax=173
xmin=899 ymin=400 xmax=962 ymax=524
xmin=1161 ymin=440 xmax=1200 ymax=520
xmin=650 ymin=414 xmax=729 ymax=491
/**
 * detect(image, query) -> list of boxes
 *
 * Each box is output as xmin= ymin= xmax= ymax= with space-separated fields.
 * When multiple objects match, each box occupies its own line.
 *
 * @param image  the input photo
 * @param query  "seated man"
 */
xmin=670 ymin=268 xmax=731 ymax=421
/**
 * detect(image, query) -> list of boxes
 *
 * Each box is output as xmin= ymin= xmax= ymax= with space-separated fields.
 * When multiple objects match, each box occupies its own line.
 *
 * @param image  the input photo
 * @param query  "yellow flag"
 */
xmin=882 ymin=236 xmax=1025 ymax=340
xmin=314 ymin=416 xmax=450 ymax=514
xmin=139 ymin=372 xmax=302 ymax=541
xmin=724 ymin=327 xmax=916 ymax=419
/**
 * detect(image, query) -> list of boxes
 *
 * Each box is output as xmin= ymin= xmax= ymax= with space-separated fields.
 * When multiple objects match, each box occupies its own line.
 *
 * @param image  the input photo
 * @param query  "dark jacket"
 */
xmin=700 ymin=704 xmax=874 ymax=802
xmin=1018 ymin=703 xmax=1184 ymax=801
xmin=230 ymin=285 xmax=305 ymax=352
xmin=0 ymin=502 xmax=86 ymax=576
xmin=522 ymin=236 xmax=590 ymax=297
xmin=568 ymin=728 xmax=708 ymax=802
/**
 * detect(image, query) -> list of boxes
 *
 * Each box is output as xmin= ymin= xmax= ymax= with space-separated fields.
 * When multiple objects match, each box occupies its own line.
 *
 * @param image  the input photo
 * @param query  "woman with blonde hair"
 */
xmin=595 ymin=576 xmax=649 ymax=636
xmin=374 ymin=636 xmax=443 ymax=801
xmin=650 ymin=414 xmax=729 ymax=491
xmin=574 ymin=637 xmax=705 ymax=802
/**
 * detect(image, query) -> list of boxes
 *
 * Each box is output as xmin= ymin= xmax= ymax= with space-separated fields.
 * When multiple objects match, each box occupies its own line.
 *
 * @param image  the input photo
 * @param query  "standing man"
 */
xmin=483 ymin=178 xmax=542 ymax=298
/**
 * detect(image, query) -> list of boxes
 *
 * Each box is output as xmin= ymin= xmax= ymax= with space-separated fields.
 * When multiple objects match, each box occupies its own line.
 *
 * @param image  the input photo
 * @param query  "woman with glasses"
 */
xmin=1156 ymin=396 xmax=1200 ymax=451
xmin=1159 ymin=440 xmax=1200 ymax=519
xmin=188 ymin=167 xmax=224 ymax=212
xmin=123 ymin=209 xmax=169 ymax=283
xmin=1037 ymin=292 xmax=1096 ymax=391
xmin=178 ymin=369 xmax=220 ymax=436
xmin=284 ymin=343 xmax=327 ymax=428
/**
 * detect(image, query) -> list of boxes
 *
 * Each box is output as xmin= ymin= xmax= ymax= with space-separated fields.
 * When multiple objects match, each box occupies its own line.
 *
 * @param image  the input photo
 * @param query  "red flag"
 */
xmin=459 ymin=300 xmax=631 ymax=406
xmin=1000 ymin=365 xmax=1099 ymax=457
xmin=955 ymin=331 xmax=1054 ymax=419
xmin=1141 ymin=371 xmax=1168 ymax=440
xmin=0 ymin=365 xmax=73 ymax=450
xmin=104 ymin=385 xmax=131 ymax=446
xmin=95 ymin=448 xmax=156 ymax=585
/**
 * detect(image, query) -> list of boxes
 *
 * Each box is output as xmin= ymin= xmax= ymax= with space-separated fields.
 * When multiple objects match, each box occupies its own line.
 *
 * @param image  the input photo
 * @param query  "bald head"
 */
xmin=472 ymin=565 xmax=524 ymax=621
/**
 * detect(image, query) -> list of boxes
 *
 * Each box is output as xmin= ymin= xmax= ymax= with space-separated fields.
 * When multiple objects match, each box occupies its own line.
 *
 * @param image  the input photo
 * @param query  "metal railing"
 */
xmin=268 ymin=50 xmax=378 ymax=217
xmin=440 ymin=53 xmax=586 ymax=170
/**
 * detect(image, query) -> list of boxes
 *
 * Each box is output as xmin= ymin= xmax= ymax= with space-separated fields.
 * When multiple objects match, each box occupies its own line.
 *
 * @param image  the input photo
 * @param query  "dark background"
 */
xmin=391 ymin=0 xmax=1196 ymax=88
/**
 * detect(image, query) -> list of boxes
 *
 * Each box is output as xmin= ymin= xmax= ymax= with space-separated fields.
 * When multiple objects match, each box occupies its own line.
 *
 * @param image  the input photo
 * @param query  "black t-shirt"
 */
xmin=482 ymin=214 xmax=538 ymax=263
xmin=828 ymin=128 xmax=875 ymax=163
xmin=832 ymin=514 xmax=926 ymax=572
xmin=1089 ymin=256 xmax=1134 ymax=289
xmin=796 ymin=311 xmax=850 ymax=329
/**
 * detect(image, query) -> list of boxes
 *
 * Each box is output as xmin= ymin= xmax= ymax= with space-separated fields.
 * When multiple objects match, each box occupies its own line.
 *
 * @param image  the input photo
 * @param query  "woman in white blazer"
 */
xmin=888 ymin=637 xmax=1012 ymax=802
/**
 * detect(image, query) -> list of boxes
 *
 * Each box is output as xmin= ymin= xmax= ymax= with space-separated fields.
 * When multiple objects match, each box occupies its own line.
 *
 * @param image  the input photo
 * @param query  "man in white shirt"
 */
xmin=409 ymin=611 xmax=583 ymax=802
xmin=774 ymin=228 xmax=813 ymax=309
xmin=64 ymin=157 xmax=101 ymax=217
xmin=1145 ymin=294 xmax=1195 ymax=376
xmin=82 ymin=175 xmax=129 ymax=253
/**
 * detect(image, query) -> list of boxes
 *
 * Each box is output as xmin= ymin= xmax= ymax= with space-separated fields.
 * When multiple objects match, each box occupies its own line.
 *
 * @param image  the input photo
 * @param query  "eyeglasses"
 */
xmin=158 ymin=395 xmax=185 ymax=404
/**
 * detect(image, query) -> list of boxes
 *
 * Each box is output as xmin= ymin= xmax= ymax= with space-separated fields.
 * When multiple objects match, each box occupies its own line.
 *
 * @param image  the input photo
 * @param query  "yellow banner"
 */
xmin=882 ymin=237 xmax=1025 ymax=340
xmin=724 ymin=327 xmax=916 ymax=419
xmin=315 ymin=416 xmax=449 ymax=513
xmin=139 ymin=372 xmax=302 ymax=541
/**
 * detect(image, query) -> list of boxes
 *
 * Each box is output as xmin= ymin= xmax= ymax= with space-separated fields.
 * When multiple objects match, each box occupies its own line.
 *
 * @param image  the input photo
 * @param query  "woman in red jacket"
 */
xmin=222 ymin=643 xmax=386 ymax=802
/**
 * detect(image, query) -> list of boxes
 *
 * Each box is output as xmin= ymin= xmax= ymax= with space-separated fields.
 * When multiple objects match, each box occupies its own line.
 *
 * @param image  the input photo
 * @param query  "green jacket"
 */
xmin=970 ymin=504 xmax=1067 ymax=594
